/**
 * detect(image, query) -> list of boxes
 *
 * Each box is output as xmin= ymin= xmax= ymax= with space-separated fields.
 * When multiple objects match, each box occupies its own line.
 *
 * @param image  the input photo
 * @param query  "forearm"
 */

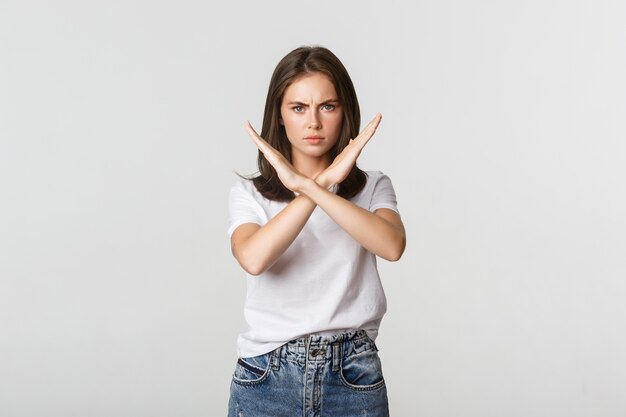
xmin=298 ymin=179 xmax=406 ymax=261
xmin=233 ymin=194 xmax=317 ymax=275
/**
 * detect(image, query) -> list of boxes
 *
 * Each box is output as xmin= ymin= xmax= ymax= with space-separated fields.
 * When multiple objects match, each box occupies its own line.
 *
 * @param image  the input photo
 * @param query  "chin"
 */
xmin=307 ymin=149 xmax=333 ymax=158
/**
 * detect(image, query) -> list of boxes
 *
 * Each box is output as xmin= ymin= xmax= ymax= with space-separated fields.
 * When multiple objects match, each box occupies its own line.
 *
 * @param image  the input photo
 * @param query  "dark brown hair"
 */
xmin=251 ymin=45 xmax=366 ymax=202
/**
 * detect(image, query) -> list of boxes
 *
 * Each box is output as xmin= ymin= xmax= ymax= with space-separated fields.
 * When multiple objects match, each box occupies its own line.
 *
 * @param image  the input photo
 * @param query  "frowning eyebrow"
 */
xmin=286 ymin=99 xmax=340 ymax=106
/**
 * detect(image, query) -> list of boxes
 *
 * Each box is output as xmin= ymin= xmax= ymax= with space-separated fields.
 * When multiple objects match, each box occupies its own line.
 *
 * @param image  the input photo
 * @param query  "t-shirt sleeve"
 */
xmin=227 ymin=181 xmax=267 ymax=237
xmin=368 ymin=172 xmax=400 ymax=214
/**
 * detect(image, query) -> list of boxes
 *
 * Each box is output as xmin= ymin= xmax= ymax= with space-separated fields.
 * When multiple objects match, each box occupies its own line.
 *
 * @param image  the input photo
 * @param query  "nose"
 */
xmin=308 ymin=110 xmax=321 ymax=129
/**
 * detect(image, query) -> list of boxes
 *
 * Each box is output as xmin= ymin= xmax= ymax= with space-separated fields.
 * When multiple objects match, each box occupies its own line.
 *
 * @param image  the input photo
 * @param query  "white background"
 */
xmin=1 ymin=1 xmax=625 ymax=416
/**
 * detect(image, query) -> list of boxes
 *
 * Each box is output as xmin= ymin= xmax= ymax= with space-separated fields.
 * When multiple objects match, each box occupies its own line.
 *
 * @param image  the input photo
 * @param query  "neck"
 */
xmin=292 ymin=153 xmax=331 ymax=180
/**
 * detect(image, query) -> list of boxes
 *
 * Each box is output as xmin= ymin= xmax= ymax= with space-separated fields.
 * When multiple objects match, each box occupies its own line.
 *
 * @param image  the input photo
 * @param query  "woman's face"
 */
xmin=280 ymin=72 xmax=343 ymax=164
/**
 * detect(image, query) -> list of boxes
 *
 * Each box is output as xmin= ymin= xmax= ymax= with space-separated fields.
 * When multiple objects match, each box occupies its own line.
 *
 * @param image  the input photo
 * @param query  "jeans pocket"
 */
xmin=339 ymin=348 xmax=386 ymax=391
xmin=232 ymin=353 xmax=272 ymax=386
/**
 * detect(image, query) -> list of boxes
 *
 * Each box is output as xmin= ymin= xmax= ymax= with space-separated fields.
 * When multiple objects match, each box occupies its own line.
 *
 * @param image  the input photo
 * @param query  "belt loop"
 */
xmin=271 ymin=346 xmax=281 ymax=371
xmin=332 ymin=342 xmax=341 ymax=372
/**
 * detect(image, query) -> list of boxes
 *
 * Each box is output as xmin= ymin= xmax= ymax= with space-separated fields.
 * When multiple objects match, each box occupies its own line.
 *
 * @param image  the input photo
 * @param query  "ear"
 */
xmin=279 ymin=117 xmax=284 ymax=126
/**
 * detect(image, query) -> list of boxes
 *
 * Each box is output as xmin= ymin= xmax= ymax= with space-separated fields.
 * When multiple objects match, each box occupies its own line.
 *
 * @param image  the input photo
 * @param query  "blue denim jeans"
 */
xmin=228 ymin=330 xmax=389 ymax=417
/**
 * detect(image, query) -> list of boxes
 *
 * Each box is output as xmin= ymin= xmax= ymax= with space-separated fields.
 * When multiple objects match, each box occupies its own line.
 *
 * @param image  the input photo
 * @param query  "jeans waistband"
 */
xmin=273 ymin=329 xmax=377 ymax=366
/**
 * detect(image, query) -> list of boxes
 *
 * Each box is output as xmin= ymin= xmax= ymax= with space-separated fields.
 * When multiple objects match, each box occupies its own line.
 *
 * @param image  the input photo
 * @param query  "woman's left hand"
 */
xmin=316 ymin=113 xmax=382 ymax=188
xmin=245 ymin=121 xmax=308 ymax=192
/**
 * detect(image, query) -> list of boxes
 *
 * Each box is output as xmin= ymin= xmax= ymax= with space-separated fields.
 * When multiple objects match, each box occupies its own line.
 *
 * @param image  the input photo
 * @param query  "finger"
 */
xmin=355 ymin=113 xmax=381 ymax=141
xmin=363 ymin=113 xmax=382 ymax=135
xmin=359 ymin=113 xmax=381 ymax=132
xmin=352 ymin=114 xmax=381 ymax=149
xmin=244 ymin=121 xmax=273 ymax=154
xmin=372 ymin=112 xmax=382 ymax=130
xmin=364 ymin=112 xmax=382 ymax=129
xmin=243 ymin=121 xmax=292 ymax=173
xmin=244 ymin=121 xmax=263 ymax=143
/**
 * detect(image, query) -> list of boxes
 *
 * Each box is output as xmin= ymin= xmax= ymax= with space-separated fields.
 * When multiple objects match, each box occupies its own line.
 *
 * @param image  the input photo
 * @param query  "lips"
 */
xmin=304 ymin=136 xmax=324 ymax=144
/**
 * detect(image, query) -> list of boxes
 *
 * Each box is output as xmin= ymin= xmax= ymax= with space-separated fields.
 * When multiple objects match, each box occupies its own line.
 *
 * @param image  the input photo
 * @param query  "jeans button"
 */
xmin=310 ymin=348 xmax=325 ymax=357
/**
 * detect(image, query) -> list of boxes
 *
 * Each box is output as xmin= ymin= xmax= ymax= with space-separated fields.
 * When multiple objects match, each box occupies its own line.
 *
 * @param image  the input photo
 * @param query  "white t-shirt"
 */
xmin=227 ymin=171 xmax=399 ymax=358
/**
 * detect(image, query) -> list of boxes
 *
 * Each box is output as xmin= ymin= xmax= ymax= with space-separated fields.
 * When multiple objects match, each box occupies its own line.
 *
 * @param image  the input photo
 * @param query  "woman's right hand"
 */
xmin=316 ymin=113 xmax=382 ymax=189
xmin=245 ymin=121 xmax=309 ymax=193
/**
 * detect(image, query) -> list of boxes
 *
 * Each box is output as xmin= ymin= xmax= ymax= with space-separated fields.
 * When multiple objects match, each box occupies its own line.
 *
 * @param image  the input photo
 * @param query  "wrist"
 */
xmin=297 ymin=177 xmax=319 ymax=196
xmin=314 ymin=174 xmax=334 ymax=190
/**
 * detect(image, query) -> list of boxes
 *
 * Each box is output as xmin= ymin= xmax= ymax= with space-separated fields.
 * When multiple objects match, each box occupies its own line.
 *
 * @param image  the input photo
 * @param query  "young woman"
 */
xmin=227 ymin=45 xmax=406 ymax=417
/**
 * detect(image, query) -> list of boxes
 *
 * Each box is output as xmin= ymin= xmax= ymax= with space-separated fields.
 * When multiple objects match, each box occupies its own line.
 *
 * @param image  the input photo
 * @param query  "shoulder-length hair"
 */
xmin=251 ymin=45 xmax=367 ymax=202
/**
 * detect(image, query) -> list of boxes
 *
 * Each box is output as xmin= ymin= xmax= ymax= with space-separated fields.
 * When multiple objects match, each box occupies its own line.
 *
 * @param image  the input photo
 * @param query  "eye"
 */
xmin=292 ymin=105 xmax=304 ymax=113
xmin=321 ymin=104 xmax=335 ymax=111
